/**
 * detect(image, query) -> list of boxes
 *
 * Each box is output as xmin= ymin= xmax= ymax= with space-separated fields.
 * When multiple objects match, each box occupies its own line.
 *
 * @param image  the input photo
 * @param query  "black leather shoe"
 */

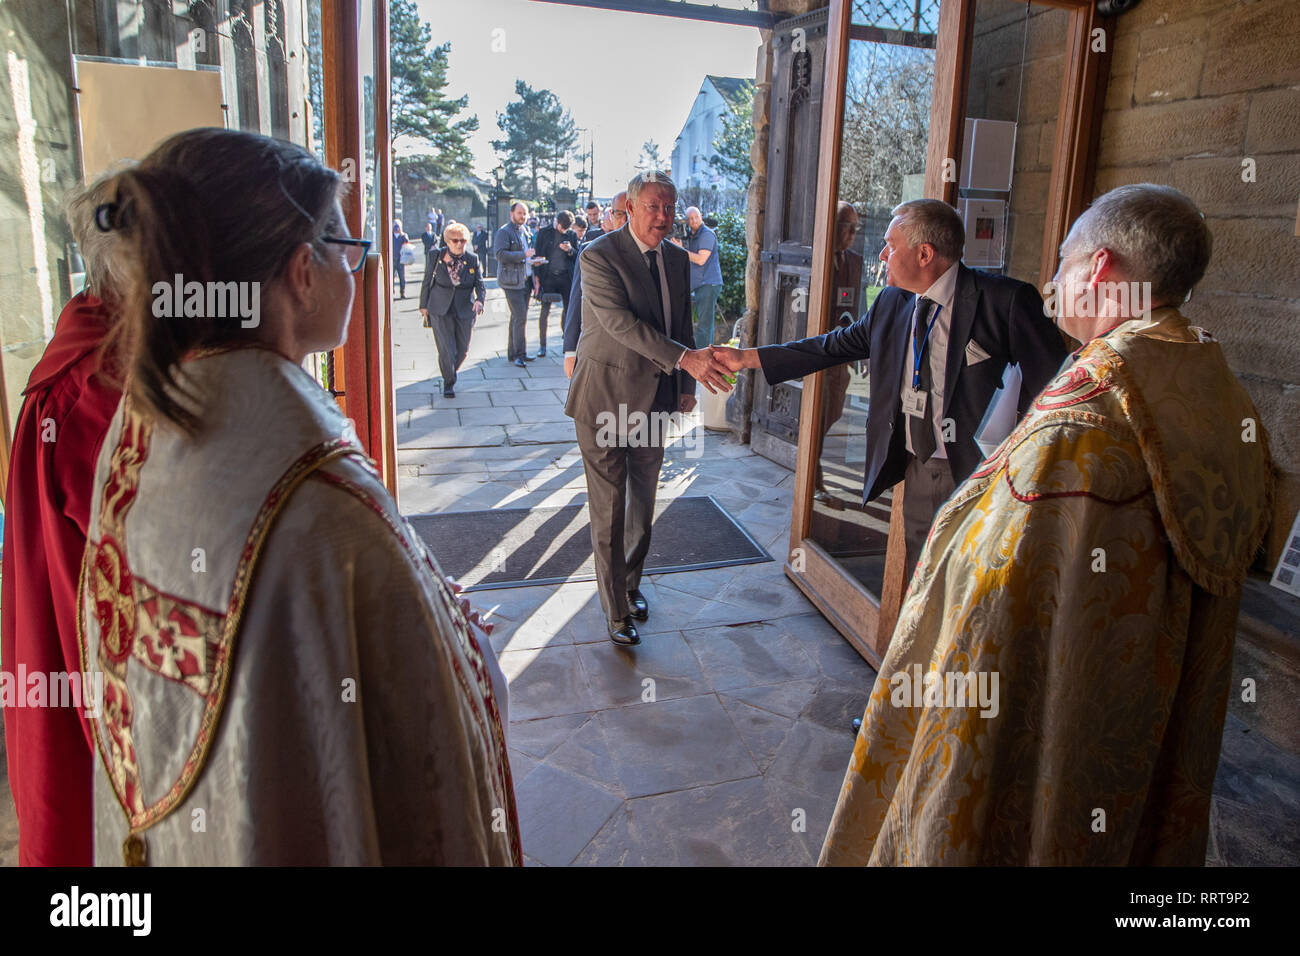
xmin=537 ymin=347 xmax=548 ymax=357
xmin=521 ymin=354 xmax=536 ymax=361
xmin=443 ymin=386 xmax=455 ymax=398
xmin=607 ymin=617 xmax=640 ymax=646
xmin=627 ymin=589 xmax=648 ymax=621
xmin=513 ymin=358 xmax=527 ymax=368
xmin=851 ymin=717 xmax=862 ymax=735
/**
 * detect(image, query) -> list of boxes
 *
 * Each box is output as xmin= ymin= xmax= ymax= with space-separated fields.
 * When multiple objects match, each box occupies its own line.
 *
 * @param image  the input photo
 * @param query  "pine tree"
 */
xmin=389 ymin=0 xmax=477 ymax=184
xmin=491 ymin=80 xmax=579 ymax=200
xmin=638 ymin=138 xmax=666 ymax=171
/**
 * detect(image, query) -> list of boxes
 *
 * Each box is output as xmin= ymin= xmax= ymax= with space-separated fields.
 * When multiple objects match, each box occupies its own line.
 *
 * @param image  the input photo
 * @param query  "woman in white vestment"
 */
xmin=78 ymin=128 xmax=519 ymax=865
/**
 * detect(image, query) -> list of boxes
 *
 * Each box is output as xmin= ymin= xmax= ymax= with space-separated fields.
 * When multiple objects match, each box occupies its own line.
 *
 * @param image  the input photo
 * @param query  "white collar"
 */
xmin=627 ymin=226 xmax=662 ymax=256
xmin=917 ymin=262 xmax=960 ymax=312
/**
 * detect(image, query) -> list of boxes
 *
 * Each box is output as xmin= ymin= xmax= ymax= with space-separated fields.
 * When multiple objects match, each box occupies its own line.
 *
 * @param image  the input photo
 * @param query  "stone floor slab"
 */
xmin=497 ymin=645 xmax=596 ymax=720
xmin=514 ymin=764 xmax=622 ymax=867
xmin=765 ymin=719 xmax=854 ymax=800
xmin=458 ymin=406 xmax=519 ymax=427
xmin=683 ymin=621 xmax=822 ymax=691
xmin=719 ymin=695 xmax=796 ymax=773
xmin=574 ymin=775 xmax=817 ymax=866
xmin=509 ymin=712 xmax=592 ymax=760
xmin=596 ymin=694 xmax=758 ymax=798
xmin=576 ymin=631 xmax=712 ymax=709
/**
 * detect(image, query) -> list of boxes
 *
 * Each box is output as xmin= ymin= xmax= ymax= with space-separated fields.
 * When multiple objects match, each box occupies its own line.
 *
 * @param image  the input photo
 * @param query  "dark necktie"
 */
xmin=908 ymin=296 xmax=938 ymax=463
xmin=646 ymin=249 xmax=663 ymax=325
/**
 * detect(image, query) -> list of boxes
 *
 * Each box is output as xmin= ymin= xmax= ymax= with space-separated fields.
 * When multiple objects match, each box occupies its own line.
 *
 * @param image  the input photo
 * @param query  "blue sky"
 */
xmin=413 ymin=0 xmax=761 ymax=196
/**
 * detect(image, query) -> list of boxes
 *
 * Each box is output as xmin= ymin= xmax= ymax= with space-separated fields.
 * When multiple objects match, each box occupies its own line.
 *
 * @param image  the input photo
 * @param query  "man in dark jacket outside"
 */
xmin=532 ymin=210 xmax=579 ymax=357
xmin=495 ymin=201 xmax=537 ymax=367
xmin=563 ymin=191 xmax=628 ymax=378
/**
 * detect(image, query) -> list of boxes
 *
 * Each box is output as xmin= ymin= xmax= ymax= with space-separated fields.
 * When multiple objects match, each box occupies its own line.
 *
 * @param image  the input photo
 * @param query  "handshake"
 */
xmin=678 ymin=345 xmax=760 ymax=394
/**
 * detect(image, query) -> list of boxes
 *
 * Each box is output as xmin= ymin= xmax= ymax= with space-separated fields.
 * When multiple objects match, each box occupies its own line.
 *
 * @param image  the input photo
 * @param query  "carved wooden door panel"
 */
xmin=749 ymin=8 xmax=830 ymax=470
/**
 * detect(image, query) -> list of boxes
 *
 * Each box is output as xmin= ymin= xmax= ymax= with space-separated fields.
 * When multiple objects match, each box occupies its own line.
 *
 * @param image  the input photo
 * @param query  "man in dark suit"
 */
xmin=563 ymin=190 xmax=628 ymax=379
xmin=532 ymin=210 xmax=579 ymax=357
xmin=420 ymin=223 xmax=486 ymax=398
xmin=584 ymin=200 xmax=603 ymax=240
xmin=712 ymin=198 xmax=1068 ymax=574
xmin=495 ymin=201 xmax=536 ymax=367
xmin=565 ymin=172 xmax=730 ymax=645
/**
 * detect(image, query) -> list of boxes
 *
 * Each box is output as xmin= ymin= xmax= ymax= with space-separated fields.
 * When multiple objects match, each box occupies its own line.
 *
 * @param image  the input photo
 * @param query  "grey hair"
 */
xmin=1067 ymin=184 xmax=1211 ymax=306
xmin=627 ymin=169 xmax=677 ymax=204
xmin=64 ymin=164 xmax=133 ymax=298
xmin=890 ymin=199 xmax=964 ymax=262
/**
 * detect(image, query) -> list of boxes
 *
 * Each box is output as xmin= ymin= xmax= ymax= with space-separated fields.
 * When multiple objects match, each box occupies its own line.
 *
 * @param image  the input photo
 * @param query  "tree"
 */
xmin=492 ymin=80 xmax=579 ymax=200
xmin=389 ymin=0 xmax=478 ymax=183
xmin=838 ymin=44 xmax=932 ymax=212
xmin=638 ymin=138 xmax=666 ymax=171
xmin=709 ymin=81 xmax=755 ymax=188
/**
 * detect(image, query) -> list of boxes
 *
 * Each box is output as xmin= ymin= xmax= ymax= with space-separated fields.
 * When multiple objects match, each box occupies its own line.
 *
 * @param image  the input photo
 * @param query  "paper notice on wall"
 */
xmin=961 ymin=198 xmax=1007 ymax=269
xmin=76 ymin=59 xmax=225 ymax=183
xmin=1270 ymin=510 xmax=1300 ymax=598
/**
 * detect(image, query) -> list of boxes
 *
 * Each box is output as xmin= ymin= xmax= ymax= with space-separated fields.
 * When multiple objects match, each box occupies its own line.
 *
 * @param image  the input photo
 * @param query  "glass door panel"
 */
xmin=806 ymin=2 xmax=939 ymax=600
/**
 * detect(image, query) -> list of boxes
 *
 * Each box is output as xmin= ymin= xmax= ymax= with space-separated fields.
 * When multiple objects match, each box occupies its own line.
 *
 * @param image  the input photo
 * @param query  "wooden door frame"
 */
xmin=321 ymin=0 xmax=397 ymax=496
xmin=784 ymin=0 xmax=1110 ymax=668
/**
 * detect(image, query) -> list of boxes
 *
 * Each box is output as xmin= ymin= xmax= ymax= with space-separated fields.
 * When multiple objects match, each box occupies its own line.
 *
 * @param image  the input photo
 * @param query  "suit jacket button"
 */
xmin=888 ymin=420 xmax=894 ymax=430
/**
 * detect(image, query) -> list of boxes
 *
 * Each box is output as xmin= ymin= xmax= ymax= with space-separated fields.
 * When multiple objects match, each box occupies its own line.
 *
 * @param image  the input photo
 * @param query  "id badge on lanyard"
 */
xmin=906 ymin=303 xmax=942 ymax=419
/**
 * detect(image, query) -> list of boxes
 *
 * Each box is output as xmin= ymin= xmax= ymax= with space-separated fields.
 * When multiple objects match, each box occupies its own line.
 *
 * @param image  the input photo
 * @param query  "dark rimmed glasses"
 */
xmin=321 ymin=236 xmax=372 ymax=273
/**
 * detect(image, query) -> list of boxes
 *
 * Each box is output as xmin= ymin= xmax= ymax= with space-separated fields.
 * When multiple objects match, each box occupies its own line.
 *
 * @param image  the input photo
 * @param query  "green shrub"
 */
xmin=713 ymin=208 xmax=747 ymax=332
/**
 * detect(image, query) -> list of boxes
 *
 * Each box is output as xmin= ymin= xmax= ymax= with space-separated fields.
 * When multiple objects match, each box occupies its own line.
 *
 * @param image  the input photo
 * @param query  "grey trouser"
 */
xmin=432 ymin=310 xmax=474 ymax=387
xmin=902 ymin=455 xmax=957 ymax=577
xmin=575 ymin=419 xmax=666 ymax=622
xmin=503 ymin=287 xmax=530 ymax=360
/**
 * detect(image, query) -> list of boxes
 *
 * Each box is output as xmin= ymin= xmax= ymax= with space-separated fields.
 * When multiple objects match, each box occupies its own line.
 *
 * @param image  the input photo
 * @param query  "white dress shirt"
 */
xmin=625 ymin=227 xmax=686 ymax=369
xmin=901 ymin=262 xmax=959 ymax=459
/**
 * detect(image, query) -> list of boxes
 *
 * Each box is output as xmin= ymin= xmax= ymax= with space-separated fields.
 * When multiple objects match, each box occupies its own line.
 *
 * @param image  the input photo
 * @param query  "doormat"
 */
xmin=406 ymin=495 xmax=771 ymax=591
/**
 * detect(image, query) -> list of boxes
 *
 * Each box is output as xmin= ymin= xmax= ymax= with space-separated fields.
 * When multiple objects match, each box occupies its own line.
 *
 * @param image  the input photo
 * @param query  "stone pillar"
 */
xmin=726 ymin=33 xmax=774 ymax=443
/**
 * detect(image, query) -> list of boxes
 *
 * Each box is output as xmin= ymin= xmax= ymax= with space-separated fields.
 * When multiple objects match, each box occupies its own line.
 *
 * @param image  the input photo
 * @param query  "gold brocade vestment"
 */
xmin=819 ymin=308 xmax=1272 ymax=866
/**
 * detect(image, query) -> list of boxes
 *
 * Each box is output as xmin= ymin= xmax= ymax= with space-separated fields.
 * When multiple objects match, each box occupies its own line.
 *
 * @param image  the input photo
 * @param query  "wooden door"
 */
xmin=748 ymin=8 xmax=831 ymax=472
xmin=785 ymin=0 xmax=1112 ymax=668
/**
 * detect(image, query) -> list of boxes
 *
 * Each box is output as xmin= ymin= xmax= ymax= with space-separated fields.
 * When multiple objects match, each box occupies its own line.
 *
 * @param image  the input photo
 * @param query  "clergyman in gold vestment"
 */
xmin=820 ymin=185 xmax=1273 ymax=866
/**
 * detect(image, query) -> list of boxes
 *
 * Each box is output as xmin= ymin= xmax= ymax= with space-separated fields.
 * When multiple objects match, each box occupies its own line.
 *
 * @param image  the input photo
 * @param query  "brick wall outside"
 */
xmin=1098 ymin=0 xmax=1300 ymax=563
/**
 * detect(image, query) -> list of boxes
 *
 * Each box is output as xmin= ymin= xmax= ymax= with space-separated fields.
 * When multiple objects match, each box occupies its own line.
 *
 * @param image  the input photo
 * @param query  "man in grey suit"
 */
xmin=565 ymin=171 xmax=731 ymax=645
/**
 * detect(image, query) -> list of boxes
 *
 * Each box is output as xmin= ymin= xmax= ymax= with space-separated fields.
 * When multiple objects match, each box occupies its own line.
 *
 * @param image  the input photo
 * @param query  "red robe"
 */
xmin=2 ymin=293 xmax=120 ymax=865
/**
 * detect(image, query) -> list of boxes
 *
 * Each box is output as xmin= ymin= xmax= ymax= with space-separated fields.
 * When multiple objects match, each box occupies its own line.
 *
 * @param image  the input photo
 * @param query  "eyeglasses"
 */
xmin=320 ymin=236 xmax=371 ymax=273
xmin=610 ymin=209 xmax=629 ymax=220
xmin=446 ymin=237 xmax=467 ymax=244
xmin=633 ymin=201 xmax=675 ymax=217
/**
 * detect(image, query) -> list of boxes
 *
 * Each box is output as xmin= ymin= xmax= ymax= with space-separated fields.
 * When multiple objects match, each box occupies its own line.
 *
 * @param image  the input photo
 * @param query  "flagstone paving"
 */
xmin=393 ymin=259 xmax=876 ymax=866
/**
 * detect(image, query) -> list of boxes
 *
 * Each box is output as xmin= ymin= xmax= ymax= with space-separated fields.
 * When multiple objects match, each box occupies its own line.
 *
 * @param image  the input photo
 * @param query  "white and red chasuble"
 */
xmin=78 ymin=347 xmax=519 ymax=865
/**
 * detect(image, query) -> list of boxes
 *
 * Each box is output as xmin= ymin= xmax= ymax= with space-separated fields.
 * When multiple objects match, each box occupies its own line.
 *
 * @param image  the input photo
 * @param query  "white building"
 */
xmin=670 ymin=75 xmax=751 ymax=193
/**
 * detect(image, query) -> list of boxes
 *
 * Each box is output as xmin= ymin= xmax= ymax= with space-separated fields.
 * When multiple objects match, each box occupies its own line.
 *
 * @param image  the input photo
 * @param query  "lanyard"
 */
xmin=911 ymin=302 xmax=942 ymax=390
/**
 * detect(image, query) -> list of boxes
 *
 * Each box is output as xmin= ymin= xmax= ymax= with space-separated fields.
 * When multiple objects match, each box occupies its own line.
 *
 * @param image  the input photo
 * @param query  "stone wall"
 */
xmin=1098 ymin=0 xmax=1300 ymax=563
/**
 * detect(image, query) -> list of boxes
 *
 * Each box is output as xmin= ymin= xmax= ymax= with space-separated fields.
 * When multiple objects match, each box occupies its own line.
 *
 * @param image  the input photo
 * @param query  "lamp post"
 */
xmin=487 ymin=163 xmax=506 ymax=278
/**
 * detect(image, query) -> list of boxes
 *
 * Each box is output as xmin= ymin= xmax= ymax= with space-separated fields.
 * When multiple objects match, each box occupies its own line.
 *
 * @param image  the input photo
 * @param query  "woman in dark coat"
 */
xmin=419 ymin=221 xmax=486 ymax=398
